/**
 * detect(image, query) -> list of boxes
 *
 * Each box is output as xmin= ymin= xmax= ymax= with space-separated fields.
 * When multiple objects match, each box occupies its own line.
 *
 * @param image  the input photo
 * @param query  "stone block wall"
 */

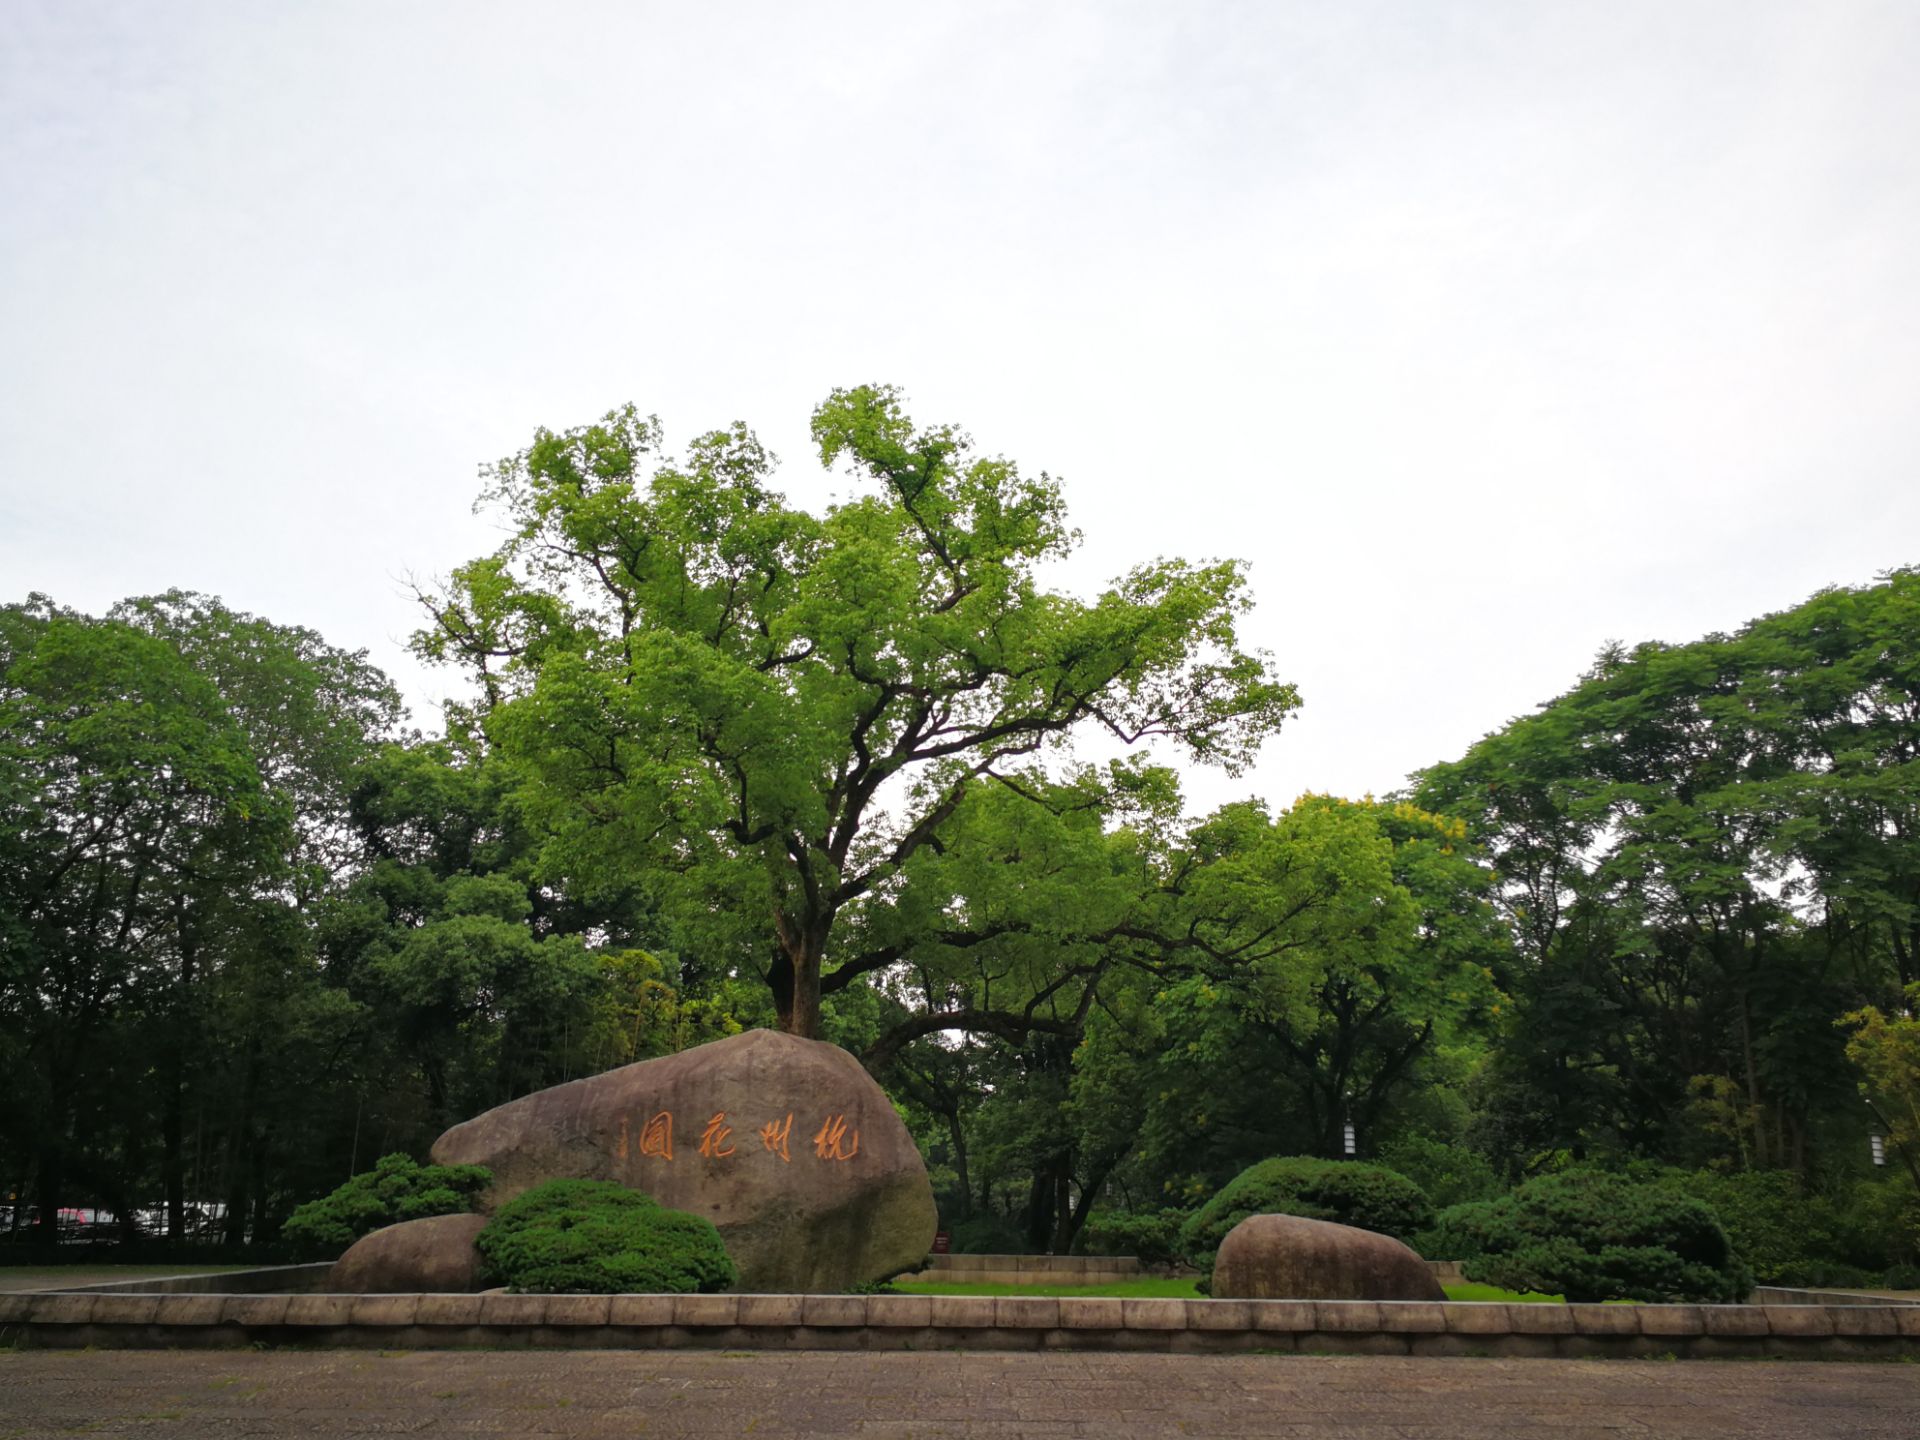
xmin=5 ymin=1290 xmax=1918 ymax=1359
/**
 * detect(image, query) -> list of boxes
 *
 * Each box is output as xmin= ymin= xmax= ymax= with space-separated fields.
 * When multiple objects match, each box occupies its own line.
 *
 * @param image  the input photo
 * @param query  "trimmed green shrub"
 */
xmin=475 ymin=1179 xmax=735 ymax=1294
xmin=946 ymin=1214 xmax=1028 ymax=1255
xmin=1081 ymin=1209 xmax=1188 ymax=1266
xmin=282 ymin=1153 xmax=492 ymax=1258
xmin=1178 ymin=1157 xmax=1434 ymax=1267
xmin=1419 ymin=1195 xmax=1513 ymax=1265
xmin=1439 ymin=1171 xmax=1750 ymax=1303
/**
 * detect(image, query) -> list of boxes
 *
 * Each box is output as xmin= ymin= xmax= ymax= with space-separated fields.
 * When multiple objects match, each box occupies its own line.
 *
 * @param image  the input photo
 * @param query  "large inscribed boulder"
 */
xmin=1211 ymin=1213 xmax=1445 ymax=1301
xmin=328 ymin=1212 xmax=489 ymax=1293
xmin=430 ymin=1028 xmax=936 ymax=1291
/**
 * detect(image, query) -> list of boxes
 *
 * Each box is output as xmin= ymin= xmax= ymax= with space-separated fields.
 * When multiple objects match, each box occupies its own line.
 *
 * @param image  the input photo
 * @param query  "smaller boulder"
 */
xmin=328 ymin=1212 xmax=489 ymax=1293
xmin=1211 ymin=1213 xmax=1445 ymax=1301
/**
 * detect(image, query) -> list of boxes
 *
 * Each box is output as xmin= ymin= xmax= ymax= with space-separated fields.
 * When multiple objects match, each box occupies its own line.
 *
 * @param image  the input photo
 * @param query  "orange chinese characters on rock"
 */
xmin=813 ymin=1113 xmax=859 ymax=1161
xmin=638 ymin=1110 xmax=674 ymax=1161
xmin=698 ymin=1112 xmax=736 ymax=1158
xmin=760 ymin=1112 xmax=794 ymax=1163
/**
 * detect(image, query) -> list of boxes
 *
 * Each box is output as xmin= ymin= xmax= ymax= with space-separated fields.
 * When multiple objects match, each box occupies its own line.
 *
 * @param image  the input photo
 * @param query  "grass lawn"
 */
xmin=890 ymin=1277 xmax=1570 ymax=1303
xmin=1441 ymin=1282 xmax=1565 ymax=1303
xmin=891 ymin=1277 xmax=1203 ymax=1298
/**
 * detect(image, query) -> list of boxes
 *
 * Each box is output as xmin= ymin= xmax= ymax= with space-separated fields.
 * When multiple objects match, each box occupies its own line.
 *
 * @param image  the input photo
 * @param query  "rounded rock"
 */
xmin=431 ymin=1028 xmax=937 ymax=1292
xmin=328 ymin=1212 xmax=489 ymax=1293
xmin=1212 ymin=1213 xmax=1445 ymax=1301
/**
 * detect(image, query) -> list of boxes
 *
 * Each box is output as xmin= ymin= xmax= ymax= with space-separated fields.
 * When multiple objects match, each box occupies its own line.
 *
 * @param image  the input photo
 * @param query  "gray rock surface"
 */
xmin=431 ymin=1028 xmax=936 ymax=1292
xmin=328 ymin=1212 xmax=489 ymax=1293
xmin=1211 ymin=1213 xmax=1445 ymax=1301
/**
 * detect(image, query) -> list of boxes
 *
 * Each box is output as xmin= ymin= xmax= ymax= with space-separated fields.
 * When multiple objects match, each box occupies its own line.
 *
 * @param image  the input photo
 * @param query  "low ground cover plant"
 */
xmin=475 ymin=1178 xmax=736 ymax=1294
xmin=1427 ymin=1170 xmax=1750 ymax=1303
xmin=283 ymin=1153 xmax=491 ymax=1258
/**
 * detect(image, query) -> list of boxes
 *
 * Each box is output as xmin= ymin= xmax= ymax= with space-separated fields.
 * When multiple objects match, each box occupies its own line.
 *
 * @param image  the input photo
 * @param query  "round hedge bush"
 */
xmin=1433 ymin=1171 xmax=1751 ymax=1303
xmin=475 ymin=1178 xmax=736 ymax=1294
xmin=1178 ymin=1157 xmax=1434 ymax=1266
xmin=1081 ymin=1208 xmax=1188 ymax=1267
xmin=283 ymin=1153 xmax=492 ymax=1258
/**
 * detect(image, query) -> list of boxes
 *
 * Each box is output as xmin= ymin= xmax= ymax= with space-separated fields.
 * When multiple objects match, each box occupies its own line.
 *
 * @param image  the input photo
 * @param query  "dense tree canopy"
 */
xmin=1414 ymin=568 xmax=1920 ymax=1181
xmin=3 ymin=404 xmax=1915 ymax=1282
xmin=416 ymin=386 xmax=1297 ymax=1039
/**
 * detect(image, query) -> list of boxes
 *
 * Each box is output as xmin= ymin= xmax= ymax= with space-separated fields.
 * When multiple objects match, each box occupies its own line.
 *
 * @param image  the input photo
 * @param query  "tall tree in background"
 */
xmin=1415 ymin=568 xmax=1920 ymax=1178
xmin=318 ymin=739 xmax=748 ymax=1144
xmin=0 ymin=593 xmax=403 ymax=1240
xmin=112 ymin=592 xmax=403 ymax=1239
xmin=864 ymin=782 xmax=1507 ymax=1249
xmin=417 ymin=385 xmax=1296 ymax=1038
xmin=0 ymin=599 xmax=279 ymax=1237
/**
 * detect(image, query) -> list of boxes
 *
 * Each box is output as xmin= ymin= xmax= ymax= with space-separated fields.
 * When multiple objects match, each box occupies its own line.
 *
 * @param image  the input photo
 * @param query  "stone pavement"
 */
xmin=1 ymin=1349 xmax=1916 ymax=1438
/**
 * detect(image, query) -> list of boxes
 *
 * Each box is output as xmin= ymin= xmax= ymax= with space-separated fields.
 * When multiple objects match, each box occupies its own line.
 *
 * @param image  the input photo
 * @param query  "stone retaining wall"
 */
xmin=4 ymin=1292 xmax=1916 ymax=1359
xmin=42 ymin=1263 xmax=335 ymax=1295
xmin=1751 ymin=1285 xmax=1920 ymax=1307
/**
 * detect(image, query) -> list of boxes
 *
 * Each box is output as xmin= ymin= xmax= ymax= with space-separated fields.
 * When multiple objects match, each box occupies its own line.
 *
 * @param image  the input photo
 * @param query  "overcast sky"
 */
xmin=4 ymin=2 xmax=1917 ymax=815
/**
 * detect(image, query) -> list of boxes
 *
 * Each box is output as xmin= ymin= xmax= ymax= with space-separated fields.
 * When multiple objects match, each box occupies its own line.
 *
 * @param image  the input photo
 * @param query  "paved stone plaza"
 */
xmin=1 ymin=1349 xmax=1916 ymax=1438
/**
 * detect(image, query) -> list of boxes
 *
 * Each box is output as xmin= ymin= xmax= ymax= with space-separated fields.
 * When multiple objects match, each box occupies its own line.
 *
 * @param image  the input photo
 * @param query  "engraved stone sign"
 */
xmin=430 ymin=1028 xmax=937 ymax=1292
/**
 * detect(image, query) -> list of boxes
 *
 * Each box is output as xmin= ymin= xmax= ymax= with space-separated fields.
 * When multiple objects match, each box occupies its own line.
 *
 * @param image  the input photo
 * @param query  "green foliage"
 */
xmin=1416 ymin=568 xmax=1920 ymax=1179
xmin=1374 ymin=1134 xmax=1504 ymax=1210
xmin=1079 ymin=1209 xmax=1188 ymax=1266
xmin=945 ymin=1214 xmax=1029 ymax=1255
xmin=1178 ymin=1157 xmax=1434 ymax=1266
xmin=1656 ymin=1170 xmax=1842 ymax=1284
xmin=475 ymin=1179 xmax=735 ymax=1294
xmin=1437 ymin=1172 xmax=1750 ymax=1303
xmin=416 ymin=387 xmax=1297 ymax=1038
xmin=0 ymin=591 xmax=403 ymax=1243
xmin=1844 ymin=985 xmax=1920 ymax=1196
xmin=317 ymin=740 xmax=750 ymax=1139
xmin=281 ymin=1154 xmax=491 ymax=1257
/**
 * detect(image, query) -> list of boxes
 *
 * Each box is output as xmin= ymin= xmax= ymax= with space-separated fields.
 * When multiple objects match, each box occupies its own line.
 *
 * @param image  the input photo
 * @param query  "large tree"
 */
xmin=0 ymin=599 xmax=278 ymax=1237
xmin=418 ymin=385 xmax=1296 ymax=1038
xmin=0 ymin=592 xmax=406 ymax=1241
xmin=1415 ymin=569 xmax=1920 ymax=1177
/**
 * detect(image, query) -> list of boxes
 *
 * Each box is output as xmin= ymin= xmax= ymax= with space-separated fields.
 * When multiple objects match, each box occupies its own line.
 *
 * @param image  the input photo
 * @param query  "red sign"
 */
xmin=931 ymin=1231 xmax=951 ymax=1254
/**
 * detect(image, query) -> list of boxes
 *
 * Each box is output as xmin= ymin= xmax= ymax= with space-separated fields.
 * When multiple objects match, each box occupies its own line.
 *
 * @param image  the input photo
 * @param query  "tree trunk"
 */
xmin=776 ymin=928 xmax=825 ymax=1039
xmin=1023 ymin=1168 xmax=1054 ymax=1253
xmin=163 ymin=1074 xmax=186 ymax=1241
xmin=1056 ymin=1151 xmax=1118 ymax=1256
xmin=1737 ymin=994 xmax=1768 ymax=1170
xmin=947 ymin=1111 xmax=972 ymax=1220
xmin=249 ymin=1134 xmax=271 ymax=1242
xmin=1048 ymin=1168 xmax=1075 ymax=1254
xmin=33 ymin=1142 xmax=64 ymax=1245
xmin=166 ymin=903 xmax=197 ymax=1241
